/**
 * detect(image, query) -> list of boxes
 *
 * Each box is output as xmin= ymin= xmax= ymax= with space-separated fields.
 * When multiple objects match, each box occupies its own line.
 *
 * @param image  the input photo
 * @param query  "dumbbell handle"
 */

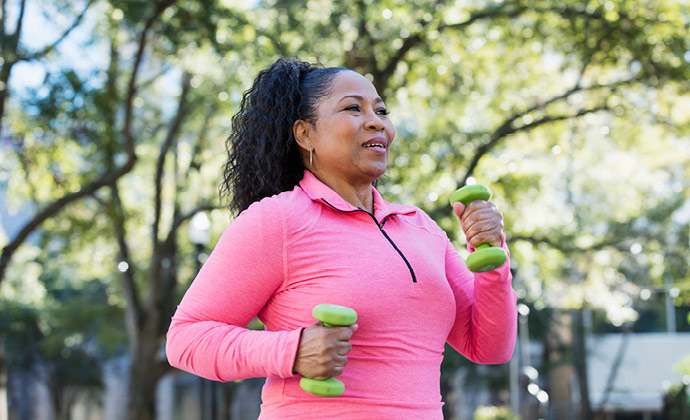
xmin=299 ymin=304 xmax=357 ymax=397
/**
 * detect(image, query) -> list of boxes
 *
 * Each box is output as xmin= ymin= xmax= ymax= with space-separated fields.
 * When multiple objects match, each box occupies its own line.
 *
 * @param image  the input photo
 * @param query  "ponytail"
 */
xmin=221 ymin=57 xmax=348 ymax=215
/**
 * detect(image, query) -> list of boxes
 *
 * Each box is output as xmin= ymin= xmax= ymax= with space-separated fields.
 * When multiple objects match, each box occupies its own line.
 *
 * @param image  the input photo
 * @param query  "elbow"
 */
xmin=467 ymin=337 xmax=516 ymax=365
xmin=165 ymin=323 xmax=188 ymax=371
xmin=487 ymin=328 xmax=518 ymax=364
xmin=491 ymin=342 xmax=516 ymax=364
xmin=165 ymin=331 xmax=181 ymax=370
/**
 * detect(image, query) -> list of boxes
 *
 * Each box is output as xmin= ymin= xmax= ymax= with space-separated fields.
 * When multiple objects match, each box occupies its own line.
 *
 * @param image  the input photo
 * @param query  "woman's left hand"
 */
xmin=452 ymin=200 xmax=504 ymax=249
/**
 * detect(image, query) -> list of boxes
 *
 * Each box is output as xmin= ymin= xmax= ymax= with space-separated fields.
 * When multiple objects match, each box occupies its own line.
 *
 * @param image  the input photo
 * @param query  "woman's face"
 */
xmin=296 ymin=71 xmax=396 ymax=186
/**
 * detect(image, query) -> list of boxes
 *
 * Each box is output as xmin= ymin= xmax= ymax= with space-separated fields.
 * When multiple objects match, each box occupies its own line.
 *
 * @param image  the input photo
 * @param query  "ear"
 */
xmin=293 ymin=119 xmax=312 ymax=151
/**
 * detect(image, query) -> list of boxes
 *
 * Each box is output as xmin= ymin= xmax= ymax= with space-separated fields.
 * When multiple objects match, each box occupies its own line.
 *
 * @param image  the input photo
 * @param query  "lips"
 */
xmin=362 ymin=137 xmax=388 ymax=149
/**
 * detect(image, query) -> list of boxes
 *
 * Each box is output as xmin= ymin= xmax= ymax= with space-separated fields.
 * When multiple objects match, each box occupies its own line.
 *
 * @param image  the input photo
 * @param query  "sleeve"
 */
xmin=445 ymin=235 xmax=517 ymax=364
xmin=165 ymin=198 xmax=303 ymax=382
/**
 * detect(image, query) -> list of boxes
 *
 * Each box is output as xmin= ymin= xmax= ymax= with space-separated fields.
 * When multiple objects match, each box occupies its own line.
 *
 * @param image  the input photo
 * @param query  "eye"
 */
xmin=344 ymin=105 xmax=361 ymax=112
xmin=376 ymin=108 xmax=389 ymax=116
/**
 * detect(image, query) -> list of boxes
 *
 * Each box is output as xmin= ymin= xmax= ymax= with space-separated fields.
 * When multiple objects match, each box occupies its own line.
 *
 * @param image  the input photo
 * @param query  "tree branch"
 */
xmin=455 ymin=72 xmax=645 ymax=186
xmin=17 ymin=0 xmax=95 ymax=62
xmin=153 ymin=72 xmax=191 ymax=247
xmin=123 ymin=0 xmax=178 ymax=160
xmin=226 ymin=9 xmax=288 ymax=56
xmin=460 ymin=104 xmax=608 ymax=185
xmin=0 ymin=0 xmax=178 ymax=286
xmin=11 ymin=136 xmax=40 ymax=206
xmin=375 ymin=1 xmax=650 ymax=94
xmin=509 ymin=234 xmax=622 ymax=254
xmin=165 ymin=203 xmax=222 ymax=248
xmin=135 ymin=63 xmax=173 ymax=91
xmin=593 ymin=326 xmax=631 ymax=415
xmin=0 ymin=151 xmax=137 ymax=284
xmin=13 ymin=0 xmax=26 ymax=47
xmin=109 ymin=183 xmax=143 ymax=339
xmin=437 ymin=2 xmax=526 ymax=32
xmin=376 ymin=1 xmax=526 ymax=91
xmin=1 ymin=0 xmax=7 ymax=41
xmin=187 ymin=103 xmax=216 ymax=174
xmin=355 ymin=0 xmax=372 ymax=43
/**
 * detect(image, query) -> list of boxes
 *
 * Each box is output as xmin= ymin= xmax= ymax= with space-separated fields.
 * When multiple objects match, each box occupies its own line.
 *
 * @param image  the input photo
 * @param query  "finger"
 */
xmin=452 ymin=202 xmax=466 ymax=219
xmin=335 ymin=355 xmax=348 ymax=368
xmin=461 ymin=205 xmax=490 ymax=229
xmin=338 ymin=342 xmax=352 ymax=355
xmin=465 ymin=219 xmax=504 ymax=239
xmin=336 ymin=327 xmax=354 ymax=341
xmin=330 ymin=366 xmax=345 ymax=378
xmin=464 ymin=221 xmax=502 ymax=244
xmin=462 ymin=207 xmax=502 ymax=234
xmin=468 ymin=231 xmax=503 ymax=248
xmin=461 ymin=201 xmax=499 ymax=222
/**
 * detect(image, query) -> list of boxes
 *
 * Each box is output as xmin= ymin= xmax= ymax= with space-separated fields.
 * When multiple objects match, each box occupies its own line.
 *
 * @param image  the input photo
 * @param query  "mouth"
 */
xmin=362 ymin=137 xmax=388 ymax=150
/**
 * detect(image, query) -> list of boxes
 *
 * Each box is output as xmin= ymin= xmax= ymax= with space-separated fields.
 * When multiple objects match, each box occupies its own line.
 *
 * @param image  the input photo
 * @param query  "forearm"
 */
xmin=459 ymin=264 xmax=517 ymax=364
xmin=446 ymin=237 xmax=517 ymax=364
xmin=166 ymin=309 xmax=303 ymax=381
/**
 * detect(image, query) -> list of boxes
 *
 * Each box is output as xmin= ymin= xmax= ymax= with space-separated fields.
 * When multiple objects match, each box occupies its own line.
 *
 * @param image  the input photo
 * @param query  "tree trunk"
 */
xmin=573 ymin=308 xmax=592 ymax=420
xmin=126 ymin=324 xmax=161 ymax=420
xmin=546 ymin=310 xmax=575 ymax=420
xmin=0 ymin=337 xmax=7 ymax=420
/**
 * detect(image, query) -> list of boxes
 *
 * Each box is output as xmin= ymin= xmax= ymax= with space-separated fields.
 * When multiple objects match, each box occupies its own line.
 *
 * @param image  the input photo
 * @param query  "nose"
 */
xmin=365 ymin=110 xmax=386 ymax=131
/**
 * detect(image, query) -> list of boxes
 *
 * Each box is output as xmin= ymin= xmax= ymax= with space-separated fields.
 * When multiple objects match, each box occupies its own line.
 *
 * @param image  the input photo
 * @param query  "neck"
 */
xmin=311 ymin=171 xmax=374 ymax=213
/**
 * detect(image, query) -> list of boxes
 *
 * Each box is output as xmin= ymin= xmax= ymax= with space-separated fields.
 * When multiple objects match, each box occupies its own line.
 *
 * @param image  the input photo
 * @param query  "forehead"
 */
xmin=325 ymin=71 xmax=381 ymax=102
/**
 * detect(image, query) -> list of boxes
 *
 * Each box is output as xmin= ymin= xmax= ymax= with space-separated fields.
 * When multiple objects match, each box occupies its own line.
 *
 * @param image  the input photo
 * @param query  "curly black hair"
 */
xmin=221 ymin=57 xmax=351 ymax=216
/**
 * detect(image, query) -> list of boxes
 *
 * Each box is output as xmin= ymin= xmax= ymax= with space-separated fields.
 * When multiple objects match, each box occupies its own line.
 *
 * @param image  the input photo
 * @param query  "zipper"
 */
xmin=321 ymin=199 xmax=418 ymax=283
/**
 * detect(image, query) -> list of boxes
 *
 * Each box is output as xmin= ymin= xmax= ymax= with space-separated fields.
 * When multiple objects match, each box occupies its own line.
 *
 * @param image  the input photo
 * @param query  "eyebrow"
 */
xmin=338 ymin=95 xmax=384 ymax=103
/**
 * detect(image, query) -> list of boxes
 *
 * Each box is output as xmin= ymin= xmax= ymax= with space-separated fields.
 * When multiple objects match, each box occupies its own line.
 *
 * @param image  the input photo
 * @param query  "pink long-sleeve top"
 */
xmin=166 ymin=170 xmax=517 ymax=419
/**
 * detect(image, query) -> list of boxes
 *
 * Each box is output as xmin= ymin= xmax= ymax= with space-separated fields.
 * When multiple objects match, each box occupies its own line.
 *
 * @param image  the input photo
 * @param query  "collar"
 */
xmin=298 ymin=170 xmax=417 ymax=220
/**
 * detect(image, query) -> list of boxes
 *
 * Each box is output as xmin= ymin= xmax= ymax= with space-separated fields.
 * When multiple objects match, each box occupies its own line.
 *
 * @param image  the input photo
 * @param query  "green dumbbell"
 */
xmin=299 ymin=304 xmax=358 ymax=397
xmin=449 ymin=184 xmax=508 ymax=273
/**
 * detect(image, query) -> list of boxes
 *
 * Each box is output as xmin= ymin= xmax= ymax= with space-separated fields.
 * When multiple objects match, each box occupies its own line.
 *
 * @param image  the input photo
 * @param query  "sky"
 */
xmin=12 ymin=0 xmax=110 ymax=99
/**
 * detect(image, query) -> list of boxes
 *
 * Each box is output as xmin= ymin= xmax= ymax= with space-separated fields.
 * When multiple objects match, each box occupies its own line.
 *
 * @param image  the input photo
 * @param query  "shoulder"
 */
xmin=236 ymin=185 xmax=321 ymax=239
xmin=393 ymin=204 xmax=448 ymax=240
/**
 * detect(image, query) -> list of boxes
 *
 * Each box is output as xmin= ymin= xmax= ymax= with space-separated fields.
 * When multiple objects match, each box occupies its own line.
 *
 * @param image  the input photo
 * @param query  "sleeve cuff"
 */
xmin=282 ymin=327 xmax=305 ymax=378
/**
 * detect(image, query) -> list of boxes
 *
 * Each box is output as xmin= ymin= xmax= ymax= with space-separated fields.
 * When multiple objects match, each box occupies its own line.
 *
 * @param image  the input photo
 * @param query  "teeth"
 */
xmin=364 ymin=143 xmax=384 ymax=148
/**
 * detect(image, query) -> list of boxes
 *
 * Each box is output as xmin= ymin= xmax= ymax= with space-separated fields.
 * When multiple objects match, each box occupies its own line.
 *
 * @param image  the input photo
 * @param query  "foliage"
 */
xmin=474 ymin=405 xmax=521 ymax=420
xmin=662 ymin=383 xmax=690 ymax=420
xmin=2 ymin=0 xmax=690 ymax=417
xmin=675 ymin=354 xmax=690 ymax=376
xmin=0 ymin=271 xmax=123 ymax=377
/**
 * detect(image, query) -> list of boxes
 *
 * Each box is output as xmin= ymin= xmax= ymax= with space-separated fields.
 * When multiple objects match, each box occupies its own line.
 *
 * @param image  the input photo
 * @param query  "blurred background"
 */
xmin=1 ymin=0 xmax=689 ymax=419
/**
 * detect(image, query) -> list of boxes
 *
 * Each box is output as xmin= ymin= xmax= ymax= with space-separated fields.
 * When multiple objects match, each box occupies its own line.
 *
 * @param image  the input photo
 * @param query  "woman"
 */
xmin=166 ymin=57 xmax=517 ymax=419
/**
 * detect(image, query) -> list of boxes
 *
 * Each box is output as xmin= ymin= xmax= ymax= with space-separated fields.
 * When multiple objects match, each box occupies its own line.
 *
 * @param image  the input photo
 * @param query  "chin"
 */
xmin=366 ymin=166 xmax=387 ymax=182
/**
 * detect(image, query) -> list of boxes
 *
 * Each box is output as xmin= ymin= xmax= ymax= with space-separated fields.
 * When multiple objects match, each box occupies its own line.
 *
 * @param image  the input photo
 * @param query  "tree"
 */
xmin=0 ymin=276 xmax=123 ymax=420
xmin=4 ymin=0 xmax=241 ymax=416
xmin=1 ymin=1 xmax=97 ymax=417
xmin=3 ymin=1 xmax=689 ymax=419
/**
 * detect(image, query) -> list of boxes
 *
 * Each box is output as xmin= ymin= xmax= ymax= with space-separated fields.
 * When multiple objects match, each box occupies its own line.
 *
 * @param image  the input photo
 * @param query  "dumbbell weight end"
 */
xmin=300 ymin=377 xmax=345 ymax=397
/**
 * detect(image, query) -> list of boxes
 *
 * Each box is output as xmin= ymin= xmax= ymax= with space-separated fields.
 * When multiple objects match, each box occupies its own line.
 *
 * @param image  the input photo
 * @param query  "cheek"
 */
xmin=387 ymin=122 xmax=396 ymax=144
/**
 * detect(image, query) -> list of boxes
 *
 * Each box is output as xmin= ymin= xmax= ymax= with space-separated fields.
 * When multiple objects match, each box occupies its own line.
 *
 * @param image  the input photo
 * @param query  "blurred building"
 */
xmin=587 ymin=332 xmax=690 ymax=419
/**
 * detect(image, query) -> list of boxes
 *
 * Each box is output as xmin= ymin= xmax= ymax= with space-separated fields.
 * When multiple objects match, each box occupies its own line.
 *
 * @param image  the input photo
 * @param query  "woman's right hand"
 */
xmin=292 ymin=321 xmax=358 ymax=380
